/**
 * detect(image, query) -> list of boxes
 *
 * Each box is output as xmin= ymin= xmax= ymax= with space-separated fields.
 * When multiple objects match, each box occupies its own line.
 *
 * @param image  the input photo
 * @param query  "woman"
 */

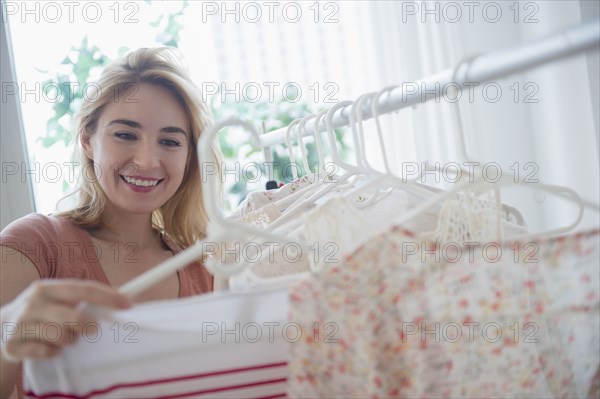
xmin=0 ymin=47 xmax=221 ymax=397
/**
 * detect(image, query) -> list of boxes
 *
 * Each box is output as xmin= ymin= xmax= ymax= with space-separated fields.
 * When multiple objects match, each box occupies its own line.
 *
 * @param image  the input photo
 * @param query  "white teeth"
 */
xmin=123 ymin=176 xmax=159 ymax=187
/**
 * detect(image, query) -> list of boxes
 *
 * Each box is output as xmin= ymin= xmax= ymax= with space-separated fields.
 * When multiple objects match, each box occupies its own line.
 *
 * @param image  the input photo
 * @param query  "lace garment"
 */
xmin=423 ymin=188 xmax=505 ymax=244
xmin=302 ymin=190 xmax=526 ymax=272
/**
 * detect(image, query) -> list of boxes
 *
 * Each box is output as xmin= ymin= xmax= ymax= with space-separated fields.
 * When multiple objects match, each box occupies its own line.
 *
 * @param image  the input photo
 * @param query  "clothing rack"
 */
xmin=120 ymin=19 xmax=600 ymax=299
xmin=258 ymin=20 xmax=600 ymax=148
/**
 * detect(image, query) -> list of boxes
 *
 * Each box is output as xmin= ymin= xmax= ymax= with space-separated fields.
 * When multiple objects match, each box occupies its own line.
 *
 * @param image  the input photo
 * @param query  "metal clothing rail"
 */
xmin=258 ymin=20 xmax=600 ymax=148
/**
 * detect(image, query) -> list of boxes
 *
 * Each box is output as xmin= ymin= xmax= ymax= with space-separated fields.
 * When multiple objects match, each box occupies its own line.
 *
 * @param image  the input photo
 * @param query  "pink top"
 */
xmin=0 ymin=213 xmax=213 ymax=398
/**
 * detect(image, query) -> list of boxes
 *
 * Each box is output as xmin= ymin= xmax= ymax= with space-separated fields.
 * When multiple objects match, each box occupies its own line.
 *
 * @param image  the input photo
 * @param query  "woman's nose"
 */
xmin=131 ymin=141 xmax=160 ymax=171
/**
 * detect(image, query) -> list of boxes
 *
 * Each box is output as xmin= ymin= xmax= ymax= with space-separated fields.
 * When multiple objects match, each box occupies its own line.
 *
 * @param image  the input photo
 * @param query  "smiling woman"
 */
xmin=57 ymin=49 xmax=222 ymax=250
xmin=0 ymin=48 xmax=222 ymax=398
xmin=80 ymin=84 xmax=191 ymax=226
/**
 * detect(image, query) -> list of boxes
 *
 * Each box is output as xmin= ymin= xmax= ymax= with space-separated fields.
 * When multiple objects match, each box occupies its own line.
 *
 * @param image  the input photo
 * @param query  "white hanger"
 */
xmin=341 ymin=87 xmax=440 ymax=207
xmin=405 ymin=54 xmax=481 ymax=185
xmin=371 ymin=85 xmax=397 ymax=175
xmin=366 ymin=85 xmax=440 ymax=195
xmin=311 ymin=109 xmax=328 ymax=177
xmin=246 ymin=111 xmax=331 ymax=219
xmin=249 ymin=114 xmax=320 ymax=219
xmin=344 ymin=91 xmax=393 ymax=208
xmin=257 ymin=102 xmax=367 ymax=234
xmin=399 ymin=56 xmax=517 ymax=234
xmin=350 ymin=93 xmax=378 ymax=175
xmin=256 ymin=111 xmax=345 ymax=222
xmin=220 ymin=120 xmax=318 ymax=289
xmin=285 ymin=119 xmax=301 ymax=180
xmin=295 ymin=114 xmax=319 ymax=181
xmin=299 ymin=101 xmax=365 ymax=205
xmin=264 ymin=125 xmax=336 ymax=214
xmin=254 ymin=106 xmax=356 ymax=232
xmin=322 ymin=101 xmax=358 ymax=175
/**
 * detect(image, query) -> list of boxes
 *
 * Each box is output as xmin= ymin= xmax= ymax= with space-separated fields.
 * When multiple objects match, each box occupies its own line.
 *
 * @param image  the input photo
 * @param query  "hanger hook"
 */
xmin=285 ymin=119 xmax=302 ymax=180
xmin=198 ymin=118 xmax=261 ymax=233
xmin=372 ymin=86 xmax=397 ymax=174
xmin=312 ymin=109 xmax=328 ymax=176
xmin=297 ymin=114 xmax=318 ymax=180
xmin=451 ymin=54 xmax=482 ymax=162
xmin=353 ymin=92 xmax=378 ymax=174
xmin=325 ymin=100 xmax=358 ymax=173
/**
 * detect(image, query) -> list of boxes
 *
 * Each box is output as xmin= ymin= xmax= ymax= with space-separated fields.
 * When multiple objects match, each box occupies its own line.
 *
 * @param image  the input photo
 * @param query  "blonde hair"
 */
xmin=56 ymin=47 xmax=222 ymax=250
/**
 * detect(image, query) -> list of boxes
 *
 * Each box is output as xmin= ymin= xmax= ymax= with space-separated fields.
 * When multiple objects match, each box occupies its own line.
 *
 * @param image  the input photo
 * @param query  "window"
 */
xmin=6 ymin=0 xmax=381 ymax=215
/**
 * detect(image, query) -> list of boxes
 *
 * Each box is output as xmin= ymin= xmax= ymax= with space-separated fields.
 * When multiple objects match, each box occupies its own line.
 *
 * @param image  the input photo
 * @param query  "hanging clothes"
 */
xmin=229 ymin=175 xmax=314 ymax=219
xmin=227 ymin=187 xmax=528 ymax=289
xmin=287 ymin=227 xmax=600 ymax=398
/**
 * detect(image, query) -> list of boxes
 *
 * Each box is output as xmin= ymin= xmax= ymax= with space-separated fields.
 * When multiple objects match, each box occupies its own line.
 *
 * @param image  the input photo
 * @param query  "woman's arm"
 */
xmin=0 ymin=245 xmax=41 ymax=398
xmin=0 ymin=245 xmax=133 ymax=397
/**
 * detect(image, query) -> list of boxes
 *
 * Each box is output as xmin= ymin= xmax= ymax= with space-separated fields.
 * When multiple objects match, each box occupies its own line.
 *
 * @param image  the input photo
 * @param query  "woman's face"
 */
xmin=83 ymin=83 xmax=191 ymax=217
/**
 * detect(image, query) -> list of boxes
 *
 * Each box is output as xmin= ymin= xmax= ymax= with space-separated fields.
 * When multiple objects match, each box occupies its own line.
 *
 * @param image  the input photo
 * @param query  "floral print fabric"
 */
xmin=287 ymin=227 xmax=600 ymax=398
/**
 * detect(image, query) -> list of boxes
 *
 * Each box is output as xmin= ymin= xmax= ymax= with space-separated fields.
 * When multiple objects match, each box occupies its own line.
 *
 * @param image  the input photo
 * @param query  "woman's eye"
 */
xmin=161 ymin=139 xmax=182 ymax=147
xmin=114 ymin=132 xmax=136 ymax=140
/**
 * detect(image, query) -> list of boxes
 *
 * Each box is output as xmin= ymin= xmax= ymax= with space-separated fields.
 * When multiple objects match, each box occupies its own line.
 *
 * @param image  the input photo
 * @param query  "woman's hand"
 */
xmin=1 ymin=279 xmax=132 ymax=363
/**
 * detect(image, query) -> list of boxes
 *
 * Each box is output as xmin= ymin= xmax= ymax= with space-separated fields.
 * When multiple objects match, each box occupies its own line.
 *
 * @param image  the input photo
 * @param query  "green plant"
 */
xmin=39 ymin=37 xmax=110 ymax=149
xmin=149 ymin=0 xmax=189 ymax=47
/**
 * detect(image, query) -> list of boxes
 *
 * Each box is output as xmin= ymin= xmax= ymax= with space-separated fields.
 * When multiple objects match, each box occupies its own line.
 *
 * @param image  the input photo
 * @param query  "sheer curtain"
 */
xmin=368 ymin=0 xmax=599 ymax=232
xmin=204 ymin=2 xmax=382 ymax=108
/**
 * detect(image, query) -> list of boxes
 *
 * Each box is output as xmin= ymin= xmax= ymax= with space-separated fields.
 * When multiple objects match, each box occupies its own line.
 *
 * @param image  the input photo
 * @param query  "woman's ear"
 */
xmin=80 ymin=130 xmax=94 ymax=160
